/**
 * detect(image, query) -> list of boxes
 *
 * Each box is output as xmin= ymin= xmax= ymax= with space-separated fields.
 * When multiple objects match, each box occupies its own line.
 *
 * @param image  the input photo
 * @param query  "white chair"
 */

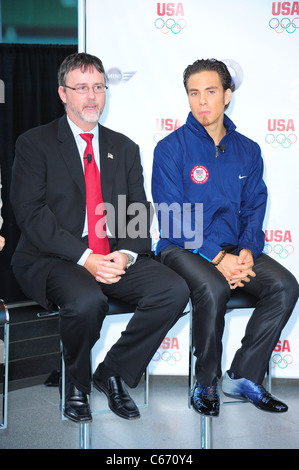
xmin=188 ymin=291 xmax=272 ymax=449
xmin=59 ymin=297 xmax=150 ymax=449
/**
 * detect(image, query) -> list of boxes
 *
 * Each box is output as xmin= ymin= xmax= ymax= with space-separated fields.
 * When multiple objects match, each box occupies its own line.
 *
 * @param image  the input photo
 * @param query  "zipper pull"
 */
xmin=215 ymin=144 xmax=226 ymax=158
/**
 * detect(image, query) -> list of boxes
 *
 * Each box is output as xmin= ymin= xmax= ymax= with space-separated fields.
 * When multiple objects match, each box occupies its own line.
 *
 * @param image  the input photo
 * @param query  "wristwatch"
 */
xmin=125 ymin=253 xmax=135 ymax=270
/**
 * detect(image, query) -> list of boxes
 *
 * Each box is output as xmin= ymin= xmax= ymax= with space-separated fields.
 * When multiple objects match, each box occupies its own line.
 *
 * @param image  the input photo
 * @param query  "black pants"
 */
xmin=160 ymin=246 xmax=298 ymax=386
xmin=46 ymin=256 xmax=190 ymax=393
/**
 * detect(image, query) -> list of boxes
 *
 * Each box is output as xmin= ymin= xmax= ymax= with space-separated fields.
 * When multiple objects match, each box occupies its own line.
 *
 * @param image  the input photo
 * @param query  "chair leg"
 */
xmin=187 ymin=297 xmax=273 ymax=450
xmin=60 ymin=344 xmax=93 ymax=448
xmin=60 ymin=342 xmax=66 ymax=421
xmin=143 ymin=365 xmax=149 ymax=407
xmin=188 ymin=299 xmax=193 ymax=408
xmin=79 ymin=422 xmax=92 ymax=449
xmin=1 ymin=322 xmax=9 ymax=429
xmin=60 ymin=340 xmax=149 ymax=450
xmin=266 ymin=358 xmax=272 ymax=393
xmin=201 ymin=416 xmax=212 ymax=449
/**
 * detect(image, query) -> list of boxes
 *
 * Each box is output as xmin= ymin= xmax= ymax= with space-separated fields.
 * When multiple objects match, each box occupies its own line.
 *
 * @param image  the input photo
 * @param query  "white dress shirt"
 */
xmin=67 ymin=117 xmax=137 ymax=267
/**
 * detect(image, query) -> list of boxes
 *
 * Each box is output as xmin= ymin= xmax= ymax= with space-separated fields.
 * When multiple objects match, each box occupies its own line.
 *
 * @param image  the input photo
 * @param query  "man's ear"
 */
xmin=224 ymin=88 xmax=232 ymax=107
xmin=58 ymin=85 xmax=67 ymax=105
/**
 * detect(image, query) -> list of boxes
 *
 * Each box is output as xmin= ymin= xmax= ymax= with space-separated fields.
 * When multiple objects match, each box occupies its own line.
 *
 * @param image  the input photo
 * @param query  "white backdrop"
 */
xmin=84 ymin=0 xmax=299 ymax=378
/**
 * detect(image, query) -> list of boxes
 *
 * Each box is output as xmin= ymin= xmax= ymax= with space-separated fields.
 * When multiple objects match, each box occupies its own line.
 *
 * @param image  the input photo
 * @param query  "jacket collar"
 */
xmin=57 ymin=115 xmax=86 ymax=198
xmin=186 ymin=111 xmax=236 ymax=139
xmin=98 ymin=123 xmax=118 ymax=203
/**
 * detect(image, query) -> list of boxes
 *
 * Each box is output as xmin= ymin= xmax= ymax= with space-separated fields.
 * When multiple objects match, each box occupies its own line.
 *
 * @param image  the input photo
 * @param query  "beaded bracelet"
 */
xmin=212 ymin=250 xmax=226 ymax=266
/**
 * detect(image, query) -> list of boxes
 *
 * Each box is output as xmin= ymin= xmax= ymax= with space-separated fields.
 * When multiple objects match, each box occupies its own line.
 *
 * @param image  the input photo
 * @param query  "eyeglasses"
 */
xmin=64 ymin=84 xmax=108 ymax=94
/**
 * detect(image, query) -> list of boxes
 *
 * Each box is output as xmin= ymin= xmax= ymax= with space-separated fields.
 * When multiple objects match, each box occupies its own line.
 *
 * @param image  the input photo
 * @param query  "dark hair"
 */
xmin=58 ymin=52 xmax=106 ymax=87
xmin=183 ymin=58 xmax=232 ymax=93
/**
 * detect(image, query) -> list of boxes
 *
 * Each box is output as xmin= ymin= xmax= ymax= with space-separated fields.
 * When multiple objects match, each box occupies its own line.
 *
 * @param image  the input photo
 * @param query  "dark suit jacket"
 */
xmin=10 ymin=115 xmax=152 ymax=308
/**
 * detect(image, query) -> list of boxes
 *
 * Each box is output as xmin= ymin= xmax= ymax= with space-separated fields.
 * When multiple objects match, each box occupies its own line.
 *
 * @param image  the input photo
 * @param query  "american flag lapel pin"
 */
xmin=108 ymin=153 xmax=114 ymax=159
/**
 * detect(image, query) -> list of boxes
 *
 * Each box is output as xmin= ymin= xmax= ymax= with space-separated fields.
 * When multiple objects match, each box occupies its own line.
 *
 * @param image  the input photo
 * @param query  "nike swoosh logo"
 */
xmin=239 ymin=175 xmax=247 ymax=179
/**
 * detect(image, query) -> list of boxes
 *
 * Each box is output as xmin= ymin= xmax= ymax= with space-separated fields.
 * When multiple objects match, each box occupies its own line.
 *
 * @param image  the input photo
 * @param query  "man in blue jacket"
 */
xmin=152 ymin=59 xmax=298 ymax=416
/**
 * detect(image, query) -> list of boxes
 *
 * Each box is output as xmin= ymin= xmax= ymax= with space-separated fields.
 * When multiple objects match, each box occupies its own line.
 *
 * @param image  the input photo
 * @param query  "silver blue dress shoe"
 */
xmin=191 ymin=380 xmax=220 ymax=417
xmin=222 ymin=371 xmax=288 ymax=413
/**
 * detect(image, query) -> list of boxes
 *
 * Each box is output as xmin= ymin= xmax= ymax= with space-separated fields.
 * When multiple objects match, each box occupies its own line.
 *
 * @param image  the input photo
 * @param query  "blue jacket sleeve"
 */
xmin=238 ymin=143 xmax=267 ymax=259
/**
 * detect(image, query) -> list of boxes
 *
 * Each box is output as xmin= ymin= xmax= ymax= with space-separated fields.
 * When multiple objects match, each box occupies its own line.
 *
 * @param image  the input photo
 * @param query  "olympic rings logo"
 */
xmin=152 ymin=350 xmax=182 ymax=366
xmin=272 ymin=353 xmax=293 ymax=369
xmin=263 ymin=244 xmax=294 ymax=259
xmin=265 ymin=133 xmax=297 ymax=148
xmin=153 ymin=132 xmax=171 ymax=143
xmin=154 ymin=17 xmax=187 ymax=34
xmin=269 ymin=16 xmax=299 ymax=33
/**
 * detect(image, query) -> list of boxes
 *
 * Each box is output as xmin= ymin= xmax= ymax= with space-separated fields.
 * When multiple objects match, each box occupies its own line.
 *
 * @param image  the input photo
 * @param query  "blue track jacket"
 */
xmin=152 ymin=112 xmax=267 ymax=261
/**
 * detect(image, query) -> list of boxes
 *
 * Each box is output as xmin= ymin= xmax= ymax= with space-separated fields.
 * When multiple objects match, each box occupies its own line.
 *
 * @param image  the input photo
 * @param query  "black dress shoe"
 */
xmin=191 ymin=381 xmax=220 ymax=417
xmin=93 ymin=371 xmax=140 ymax=420
xmin=64 ymin=382 xmax=93 ymax=423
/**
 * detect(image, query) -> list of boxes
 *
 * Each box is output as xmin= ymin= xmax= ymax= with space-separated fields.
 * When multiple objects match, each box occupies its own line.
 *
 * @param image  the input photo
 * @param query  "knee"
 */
xmin=192 ymin=276 xmax=230 ymax=312
xmin=150 ymin=268 xmax=190 ymax=312
xmin=272 ymin=270 xmax=299 ymax=310
xmin=167 ymin=274 xmax=190 ymax=308
xmin=61 ymin=289 xmax=108 ymax=327
xmin=162 ymin=265 xmax=190 ymax=299
xmin=82 ymin=289 xmax=108 ymax=311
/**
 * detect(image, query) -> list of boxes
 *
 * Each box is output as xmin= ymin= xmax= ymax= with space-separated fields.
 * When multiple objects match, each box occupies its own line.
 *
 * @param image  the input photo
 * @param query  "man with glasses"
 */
xmin=152 ymin=58 xmax=298 ymax=417
xmin=10 ymin=52 xmax=189 ymax=423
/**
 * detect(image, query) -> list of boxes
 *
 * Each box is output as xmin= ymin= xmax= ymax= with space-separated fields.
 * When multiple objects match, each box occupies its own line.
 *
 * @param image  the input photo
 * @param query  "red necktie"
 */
xmin=80 ymin=133 xmax=110 ymax=255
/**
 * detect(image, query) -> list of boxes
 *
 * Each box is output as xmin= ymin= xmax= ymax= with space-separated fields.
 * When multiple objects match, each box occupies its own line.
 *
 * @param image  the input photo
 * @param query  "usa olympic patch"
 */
xmin=191 ymin=165 xmax=209 ymax=184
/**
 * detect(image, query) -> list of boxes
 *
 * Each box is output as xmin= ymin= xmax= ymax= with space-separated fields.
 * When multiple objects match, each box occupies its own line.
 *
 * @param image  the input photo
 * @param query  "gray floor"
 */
xmin=1 ymin=375 xmax=298 ymax=450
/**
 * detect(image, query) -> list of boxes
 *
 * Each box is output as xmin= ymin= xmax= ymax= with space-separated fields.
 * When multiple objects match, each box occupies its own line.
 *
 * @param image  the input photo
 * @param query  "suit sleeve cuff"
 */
xmin=77 ymin=248 xmax=93 ymax=266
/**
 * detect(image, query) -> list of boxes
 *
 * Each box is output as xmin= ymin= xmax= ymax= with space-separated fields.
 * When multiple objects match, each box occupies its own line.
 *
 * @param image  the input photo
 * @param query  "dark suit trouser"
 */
xmin=46 ymin=256 xmax=190 ymax=394
xmin=160 ymin=246 xmax=298 ymax=386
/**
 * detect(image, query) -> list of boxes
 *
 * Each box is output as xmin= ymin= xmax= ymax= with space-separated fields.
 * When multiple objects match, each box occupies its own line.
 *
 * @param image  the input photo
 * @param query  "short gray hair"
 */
xmin=58 ymin=52 xmax=106 ymax=87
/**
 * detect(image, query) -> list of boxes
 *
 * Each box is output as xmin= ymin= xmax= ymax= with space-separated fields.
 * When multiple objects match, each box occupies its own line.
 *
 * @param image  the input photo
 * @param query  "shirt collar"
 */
xmin=67 ymin=115 xmax=99 ymax=140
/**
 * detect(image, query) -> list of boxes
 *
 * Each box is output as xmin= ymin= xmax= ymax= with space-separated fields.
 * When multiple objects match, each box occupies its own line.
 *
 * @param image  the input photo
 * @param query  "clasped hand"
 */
xmin=216 ymin=249 xmax=255 ymax=289
xmin=84 ymin=251 xmax=129 ymax=284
